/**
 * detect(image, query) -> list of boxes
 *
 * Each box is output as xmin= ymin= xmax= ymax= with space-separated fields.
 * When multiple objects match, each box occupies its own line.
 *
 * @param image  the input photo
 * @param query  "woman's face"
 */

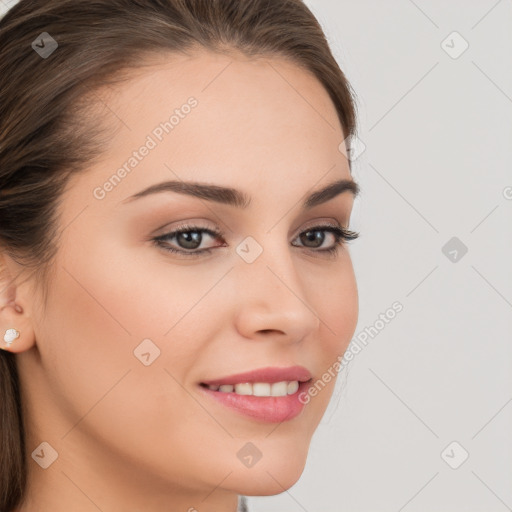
xmin=14 ymin=50 xmax=358 ymax=510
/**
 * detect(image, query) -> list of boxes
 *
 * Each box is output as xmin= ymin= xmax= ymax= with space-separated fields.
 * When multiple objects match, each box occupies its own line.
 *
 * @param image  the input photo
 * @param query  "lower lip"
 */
xmin=198 ymin=381 xmax=311 ymax=423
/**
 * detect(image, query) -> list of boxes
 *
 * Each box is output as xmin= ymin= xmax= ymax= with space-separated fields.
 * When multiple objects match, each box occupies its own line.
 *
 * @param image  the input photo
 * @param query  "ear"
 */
xmin=0 ymin=252 xmax=36 ymax=353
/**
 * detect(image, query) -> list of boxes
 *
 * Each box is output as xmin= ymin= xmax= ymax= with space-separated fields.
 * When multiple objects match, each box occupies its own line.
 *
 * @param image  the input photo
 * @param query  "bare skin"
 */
xmin=0 ymin=49 xmax=358 ymax=512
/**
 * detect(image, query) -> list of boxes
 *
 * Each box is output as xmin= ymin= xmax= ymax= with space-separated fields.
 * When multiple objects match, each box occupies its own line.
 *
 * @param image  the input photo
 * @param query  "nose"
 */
xmin=232 ymin=239 xmax=321 ymax=344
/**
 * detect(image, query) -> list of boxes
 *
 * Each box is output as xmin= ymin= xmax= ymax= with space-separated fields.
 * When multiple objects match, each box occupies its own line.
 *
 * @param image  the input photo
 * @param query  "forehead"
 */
xmin=64 ymin=50 xmax=351 ymax=213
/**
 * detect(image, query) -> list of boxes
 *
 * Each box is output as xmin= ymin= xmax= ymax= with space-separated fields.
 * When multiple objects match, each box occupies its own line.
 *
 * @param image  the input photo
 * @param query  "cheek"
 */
xmin=54 ymin=226 xmax=218 ymax=342
xmin=38 ymin=234 xmax=213 ymax=424
xmin=292 ymin=256 xmax=358 ymax=423
xmin=309 ymin=256 xmax=359 ymax=356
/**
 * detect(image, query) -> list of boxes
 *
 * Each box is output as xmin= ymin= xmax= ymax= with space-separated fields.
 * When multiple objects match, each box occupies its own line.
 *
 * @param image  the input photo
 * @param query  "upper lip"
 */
xmin=200 ymin=365 xmax=312 ymax=386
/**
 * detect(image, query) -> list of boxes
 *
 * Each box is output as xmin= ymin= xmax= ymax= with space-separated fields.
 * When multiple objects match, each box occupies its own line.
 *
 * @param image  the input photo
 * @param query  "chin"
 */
xmin=228 ymin=446 xmax=309 ymax=496
xmin=233 ymin=468 xmax=306 ymax=496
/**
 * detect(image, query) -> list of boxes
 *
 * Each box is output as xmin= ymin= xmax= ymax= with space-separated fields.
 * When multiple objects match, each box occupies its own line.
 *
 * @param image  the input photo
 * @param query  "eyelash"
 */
xmin=152 ymin=222 xmax=359 ymax=259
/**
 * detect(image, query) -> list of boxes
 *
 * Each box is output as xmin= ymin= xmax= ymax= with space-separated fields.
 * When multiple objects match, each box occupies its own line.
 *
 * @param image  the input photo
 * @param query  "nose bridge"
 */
xmin=233 ymin=232 xmax=320 ymax=339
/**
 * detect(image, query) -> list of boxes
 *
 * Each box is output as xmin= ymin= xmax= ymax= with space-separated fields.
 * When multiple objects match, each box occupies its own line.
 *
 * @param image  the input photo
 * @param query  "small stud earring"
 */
xmin=3 ymin=328 xmax=20 ymax=347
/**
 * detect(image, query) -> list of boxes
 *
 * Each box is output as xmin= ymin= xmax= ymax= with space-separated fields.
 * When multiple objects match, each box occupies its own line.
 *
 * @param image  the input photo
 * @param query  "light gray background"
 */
xmin=1 ymin=1 xmax=511 ymax=511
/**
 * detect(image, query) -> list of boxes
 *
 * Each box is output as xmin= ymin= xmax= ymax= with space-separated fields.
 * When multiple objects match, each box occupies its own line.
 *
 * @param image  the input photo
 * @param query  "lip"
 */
xmin=198 ymin=380 xmax=311 ymax=423
xmin=200 ymin=365 xmax=312 ymax=386
xmin=198 ymin=365 xmax=313 ymax=423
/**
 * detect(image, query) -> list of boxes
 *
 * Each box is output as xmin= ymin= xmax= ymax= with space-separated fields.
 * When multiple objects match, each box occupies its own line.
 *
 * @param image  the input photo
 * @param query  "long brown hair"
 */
xmin=0 ymin=1 xmax=357 ymax=509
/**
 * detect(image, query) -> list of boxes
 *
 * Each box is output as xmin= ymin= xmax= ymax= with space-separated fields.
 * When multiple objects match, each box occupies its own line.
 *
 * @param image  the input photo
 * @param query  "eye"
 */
xmin=152 ymin=223 xmax=224 ymax=258
xmin=291 ymin=223 xmax=359 ymax=256
xmin=151 ymin=222 xmax=359 ymax=258
xmin=153 ymin=225 xmax=222 ymax=257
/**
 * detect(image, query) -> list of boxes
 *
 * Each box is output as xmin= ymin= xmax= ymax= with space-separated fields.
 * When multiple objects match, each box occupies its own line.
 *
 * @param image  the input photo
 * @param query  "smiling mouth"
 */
xmin=197 ymin=378 xmax=313 ymax=423
xmin=197 ymin=365 xmax=314 ymax=422
xmin=199 ymin=380 xmax=309 ymax=397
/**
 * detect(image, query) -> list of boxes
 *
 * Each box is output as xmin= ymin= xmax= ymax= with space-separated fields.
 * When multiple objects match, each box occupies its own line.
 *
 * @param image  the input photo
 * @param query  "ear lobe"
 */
xmin=0 ymin=253 xmax=36 ymax=353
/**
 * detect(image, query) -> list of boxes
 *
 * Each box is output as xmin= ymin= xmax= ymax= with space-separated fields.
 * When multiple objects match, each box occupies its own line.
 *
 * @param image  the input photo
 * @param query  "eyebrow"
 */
xmin=121 ymin=178 xmax=359 ymax=209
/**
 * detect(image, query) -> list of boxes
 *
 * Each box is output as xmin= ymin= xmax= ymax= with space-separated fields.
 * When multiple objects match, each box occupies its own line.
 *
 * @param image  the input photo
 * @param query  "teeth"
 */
xmin=253 ymin=382 xmax=271 ymax=396
xmin=208 ymin=381 xmax=300 ymax=397
xmin=287 ymin=381 xmax=299 ymax=394
xmin=234 ymin=383 xmax=252 ymax=395
xmin=271 ymin=381 xmax=288 ymax=397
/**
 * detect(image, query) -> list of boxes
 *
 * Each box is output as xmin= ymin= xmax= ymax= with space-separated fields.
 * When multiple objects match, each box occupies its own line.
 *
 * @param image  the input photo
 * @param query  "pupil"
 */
xmin=302 ymin=230 xmax=324 ymax=247
xmin=178 ymin=231 xmax=201 ymax=249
